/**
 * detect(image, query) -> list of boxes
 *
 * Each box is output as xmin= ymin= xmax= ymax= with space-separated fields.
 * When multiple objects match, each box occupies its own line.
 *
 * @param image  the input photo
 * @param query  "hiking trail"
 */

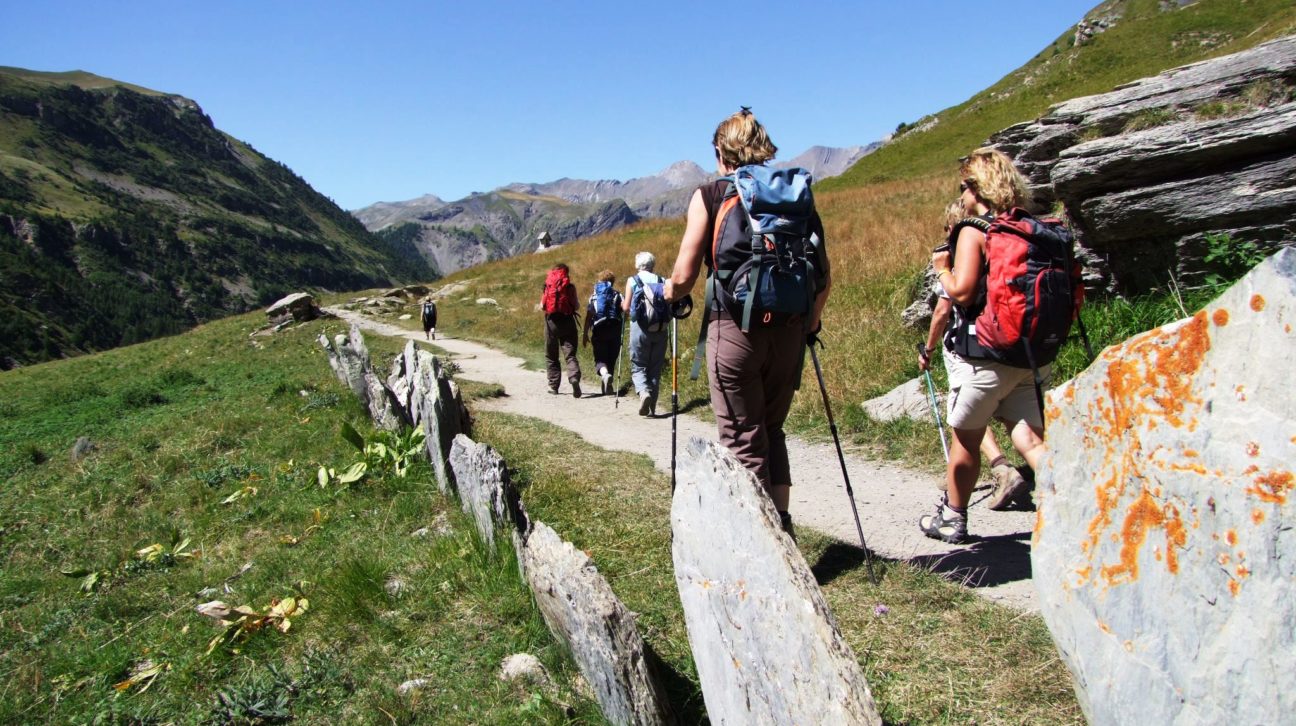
xmin=326 ymin=307 xmax=1040 ymax=612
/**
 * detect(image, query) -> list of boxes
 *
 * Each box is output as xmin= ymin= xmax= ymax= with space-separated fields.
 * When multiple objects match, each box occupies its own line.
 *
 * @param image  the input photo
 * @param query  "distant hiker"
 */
xmin=583 ymin=269 xmax=624 ymax=395
xmin=420 ymin=297 xmax=438 ymax=340
xmin=919 ymin=201 xmax=1030 ymax=510
xmin=920 ymin=148 xmax=1058 ymax=545
xmin=541 ymin=262 xmax=582 ymax=397
xmin=623 ymin=251 xmax=671 ymax=416
xmin=663 ymin=108 xmax=830 ymax=538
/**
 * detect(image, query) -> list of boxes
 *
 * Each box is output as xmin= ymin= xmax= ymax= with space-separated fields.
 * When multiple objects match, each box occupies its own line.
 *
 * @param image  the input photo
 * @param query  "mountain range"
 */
xmin=351 ymin=144 xmax=879 ymax=275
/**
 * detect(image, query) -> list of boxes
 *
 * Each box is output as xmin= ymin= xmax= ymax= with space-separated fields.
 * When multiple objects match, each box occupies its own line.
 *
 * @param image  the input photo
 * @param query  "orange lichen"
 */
xmin=1226 ymin=530 xmax=1238 ymax=546
xmin=1098 ymin=621 xmax=1112 ymax=634
xmin=1229 ymin=580 xmax=1241 ymax=597
xmin=1183 ymin=449 xmax=1199 ymax=458
xmin=1212 ymin=308 xmax=1229 ymax=327
xmin=1245 ymin=442 xmax=1260 ymax=457
xmin=1218 ymin=553 xmax=1231 ymax=565
xmin=1100 ymin=491 xmax=1186 ymax=584
xmin=1236 ymin=565 xmax=1251 ymax=579
xmin=1252 ymin=509 xmax=1265 ymax=524
xmin=1250 ymin=294 xmax=1265 ymax=312
xmin=1234 ymin=385 xmax=1247 ymax=402
xmin=1248 ymin=470 xmax=1294 ymax=504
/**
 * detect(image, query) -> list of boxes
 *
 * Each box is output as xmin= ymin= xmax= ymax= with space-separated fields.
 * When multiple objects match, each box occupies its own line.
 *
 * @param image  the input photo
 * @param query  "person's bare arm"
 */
xmin=920 ymin=296 xmax=953 ymax=370
xmin=664 ymin=189 xmax=708 ymax=301
xmin=932 ymin=226 xmax=983 ymax=307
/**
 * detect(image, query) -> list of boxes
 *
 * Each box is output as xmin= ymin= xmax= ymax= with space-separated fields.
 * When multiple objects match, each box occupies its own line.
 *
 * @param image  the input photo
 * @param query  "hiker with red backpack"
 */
xmin=920 ymin=148 xmax=1084 ymax=545
xmin=541 ymin=263 xmax=583 ymax=397
xmin=583 ymin=269 xmax=624 ymax=395
xmin=919 ymin=200 xmax=1031 ymax=510
xmin=663 ymin=108 xmax=831 ymax=539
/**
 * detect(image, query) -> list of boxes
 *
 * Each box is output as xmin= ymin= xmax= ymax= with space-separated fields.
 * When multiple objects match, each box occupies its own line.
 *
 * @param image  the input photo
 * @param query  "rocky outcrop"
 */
xmin=266 ymin=292 xmax=321 ymax=324
xmin=861 ymin=376 xmax=941 ymax=424
xmin=988 ymin=35 xmax=1296 ymax=294
xmin=672 ymin=437 xmax=881 ymax=725
xmin=1033 ymin=248 xmax=1295 ymax=724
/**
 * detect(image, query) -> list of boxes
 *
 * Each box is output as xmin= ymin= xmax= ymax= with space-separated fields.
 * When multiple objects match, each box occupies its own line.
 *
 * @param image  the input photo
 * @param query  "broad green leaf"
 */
xmin=337 ymin=461 xmax=367 ymax=484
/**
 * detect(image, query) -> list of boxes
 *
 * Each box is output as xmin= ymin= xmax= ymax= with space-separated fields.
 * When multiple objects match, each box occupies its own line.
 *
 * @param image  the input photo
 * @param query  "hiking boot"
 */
xmin=571 ymin=381 xmax=581 ymax=399
xmin=987 ymin=463 xmax=1029 ymax=511
xmin=779 ymin=511 xmax=796 ymax=542
xmin=600 ymin=371 xmax=612 ymax=396
xmin=919 ymin=498 xmax=968 ymax=544
xmin=638 ymin=393 xmax=652 ymax=416
xmin=547 ymin=387 xmax=560 ymax=395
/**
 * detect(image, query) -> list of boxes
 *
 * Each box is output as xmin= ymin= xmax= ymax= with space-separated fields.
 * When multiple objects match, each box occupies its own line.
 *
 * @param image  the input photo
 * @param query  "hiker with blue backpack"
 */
xmin=623 ymin=251 xmax=672 ymax=416
xmin=920 ymin=148 xmax=1085 ymax=545
xmin=662 ymin=108 xmax=831 ymax=539
xmin=582 ymin=269 xmax=624 ymax=395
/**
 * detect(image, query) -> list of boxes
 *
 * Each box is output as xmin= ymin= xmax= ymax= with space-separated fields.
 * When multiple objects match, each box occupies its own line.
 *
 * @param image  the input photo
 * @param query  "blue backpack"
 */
xmin=629 ymin=274 xmax=670 ymax=333
xmin=691 ymin=165 xmax=827 ymax=381
xmin=590 ymin=280 xmax=622 ymax=334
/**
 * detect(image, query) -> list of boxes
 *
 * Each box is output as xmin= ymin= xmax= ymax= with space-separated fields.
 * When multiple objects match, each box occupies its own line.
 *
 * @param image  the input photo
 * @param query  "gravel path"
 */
xmin=326 ymin=308 xmax=1040 ymax=612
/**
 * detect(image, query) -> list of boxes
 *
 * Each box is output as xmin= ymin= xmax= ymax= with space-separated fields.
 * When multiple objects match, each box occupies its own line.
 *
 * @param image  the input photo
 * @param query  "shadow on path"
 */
xmin=909 ymin=530 xmax=1033 ymax=589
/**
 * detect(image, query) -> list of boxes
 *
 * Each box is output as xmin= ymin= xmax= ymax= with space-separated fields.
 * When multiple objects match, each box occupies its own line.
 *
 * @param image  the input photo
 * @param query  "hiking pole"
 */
xmin=808 ymin=337 xmax=878 ymax=585
xmin=614 ymin=317 xmax=629 ymax=408
xmin=670 ymin=314 xmax=679 ymax=494
xmin=916 ymin=343 xmax=950 ymax=464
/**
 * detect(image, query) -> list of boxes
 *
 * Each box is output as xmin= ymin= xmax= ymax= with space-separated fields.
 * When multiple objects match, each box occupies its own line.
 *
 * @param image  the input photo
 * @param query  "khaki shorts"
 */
xmin=944 ymin=352 xmax=1049 ymax=431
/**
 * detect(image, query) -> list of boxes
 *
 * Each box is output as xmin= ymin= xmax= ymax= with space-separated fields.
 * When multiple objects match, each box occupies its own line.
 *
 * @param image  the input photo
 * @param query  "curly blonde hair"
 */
xmin=942 ymin=199 xmax=964 ymax=233
xmin=596 ymin=269 xmax=614 ymax=283
xmin=960 ymin=147 xmax=1028 ymax=213
xmin=713 ymin=108 xmax=777 ymax=169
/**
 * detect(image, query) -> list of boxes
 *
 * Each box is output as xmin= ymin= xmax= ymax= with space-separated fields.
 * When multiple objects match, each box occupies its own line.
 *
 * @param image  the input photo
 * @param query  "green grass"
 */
xmin=0 ymin=313 xmax=599 ymax=723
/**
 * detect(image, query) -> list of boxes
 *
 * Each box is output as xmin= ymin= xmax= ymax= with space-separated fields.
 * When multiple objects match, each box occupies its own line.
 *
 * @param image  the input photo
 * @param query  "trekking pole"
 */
xmin=916 ymin=343 xmax=950 ymax=464
xmin=613 ymin=317 xmax=629 ymax=408
xmin=808 ymin=339 xmax=878 ymax=585
xmin=670 ymin=315 xmax=679 ymax=494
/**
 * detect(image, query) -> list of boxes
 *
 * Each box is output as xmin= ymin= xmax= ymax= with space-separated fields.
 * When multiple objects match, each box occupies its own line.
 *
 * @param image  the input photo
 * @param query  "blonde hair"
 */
xmin=942 ymin=200 xmax=964 ymax=233
xmin=713 ymin=108 xmax=777 ymax=169
xmin=960 ymin=147 xmax=1028 ymax=213
xmin=596 ymin=269 xmax=614 ymax=283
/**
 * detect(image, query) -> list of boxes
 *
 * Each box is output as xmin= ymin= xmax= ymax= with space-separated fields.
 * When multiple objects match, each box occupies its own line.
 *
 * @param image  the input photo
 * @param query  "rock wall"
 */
xmin=1033 ymin=248 xmax=1295 ymax=724
xmin=990 ymin=34 xmax=1296 ymax=294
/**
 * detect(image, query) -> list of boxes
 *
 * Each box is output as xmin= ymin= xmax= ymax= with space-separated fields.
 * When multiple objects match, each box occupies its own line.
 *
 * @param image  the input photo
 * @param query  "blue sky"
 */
xmin=2 ymin=1 xmax=1097 ymax=210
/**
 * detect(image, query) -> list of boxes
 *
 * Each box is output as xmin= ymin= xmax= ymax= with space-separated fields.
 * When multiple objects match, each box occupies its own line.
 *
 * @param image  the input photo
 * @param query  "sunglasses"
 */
xmin=958 ymin=180 xmax=975 ymax=193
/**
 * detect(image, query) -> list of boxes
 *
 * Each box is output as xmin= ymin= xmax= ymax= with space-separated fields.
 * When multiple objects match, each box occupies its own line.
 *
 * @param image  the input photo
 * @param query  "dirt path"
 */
xmin=326 ymin=307 xmax=1040 ymax=612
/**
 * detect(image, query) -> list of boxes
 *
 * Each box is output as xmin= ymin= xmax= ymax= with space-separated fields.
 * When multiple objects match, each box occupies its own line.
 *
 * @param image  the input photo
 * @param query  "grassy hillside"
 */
xmin=0 ymin=68 xmax=434 ymax=368
xmin=820 ymin=0 xmax=1296 ymax=191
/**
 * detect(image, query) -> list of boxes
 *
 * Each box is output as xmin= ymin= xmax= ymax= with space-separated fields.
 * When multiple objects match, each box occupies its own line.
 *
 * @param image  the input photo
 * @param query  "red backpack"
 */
xmin=541 ymin=267 xmax=578 ymax=316
xmin=948 ymin=208 xmax=1084 ymax=370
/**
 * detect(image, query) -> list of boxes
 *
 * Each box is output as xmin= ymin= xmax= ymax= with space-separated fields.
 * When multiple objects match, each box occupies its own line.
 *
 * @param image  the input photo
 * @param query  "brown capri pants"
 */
xmin=707 ymin=316 xmax=804 ymax=492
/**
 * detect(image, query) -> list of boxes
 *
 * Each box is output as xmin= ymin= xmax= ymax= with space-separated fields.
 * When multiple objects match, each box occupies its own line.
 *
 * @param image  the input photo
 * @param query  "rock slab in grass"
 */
xmin=448 ymin=435 xmax=513 ymax=548
xmin=671 ymin=437 xmax=881 ymax=725
xmin=522 ymin=521 xmax=675 ymax=726
xmin=266 ymin=292 xmax=319 ymax=323
xmin=861 ymin=375 xmax=941 ymax=423
xmin=1034 ymin=249 xmax=1296 ymax=725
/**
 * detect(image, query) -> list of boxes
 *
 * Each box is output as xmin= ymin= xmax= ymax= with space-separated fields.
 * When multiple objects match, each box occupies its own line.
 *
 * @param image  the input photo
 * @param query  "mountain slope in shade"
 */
xmin=0 ymin=66 xmax=431 ymax=368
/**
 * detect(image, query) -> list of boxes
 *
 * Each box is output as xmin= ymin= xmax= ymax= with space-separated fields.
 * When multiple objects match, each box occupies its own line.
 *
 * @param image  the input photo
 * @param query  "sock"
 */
xmin=941 ymin=496 xmax=967 ymax=518
xmin=989 ymin=455 xmax=1008 ymax=468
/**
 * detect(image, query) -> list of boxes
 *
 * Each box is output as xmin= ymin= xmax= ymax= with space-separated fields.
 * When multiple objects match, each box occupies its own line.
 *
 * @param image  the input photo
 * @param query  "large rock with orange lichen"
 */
xmin=1033 ymin=248 xmax=1295 ymax=724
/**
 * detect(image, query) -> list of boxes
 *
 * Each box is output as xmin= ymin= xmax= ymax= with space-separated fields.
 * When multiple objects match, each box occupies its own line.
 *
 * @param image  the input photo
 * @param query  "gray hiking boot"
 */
xmin=919 ymin=497 xmax=968 ymax=544
xmin=638 ymin=393 xmax=652 ymax=416
xmin=987 ymin=462 xmax=1029 ymax=511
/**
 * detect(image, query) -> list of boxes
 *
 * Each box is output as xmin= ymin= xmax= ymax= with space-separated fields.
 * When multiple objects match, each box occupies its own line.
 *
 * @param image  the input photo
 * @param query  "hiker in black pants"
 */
xmin=582 ymin=269 xmax=623 ymax=395
xmin=541 ymin=263 xmax=582 ymax=397
xmin=420 ymin=297 xmax=438 ymax=340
